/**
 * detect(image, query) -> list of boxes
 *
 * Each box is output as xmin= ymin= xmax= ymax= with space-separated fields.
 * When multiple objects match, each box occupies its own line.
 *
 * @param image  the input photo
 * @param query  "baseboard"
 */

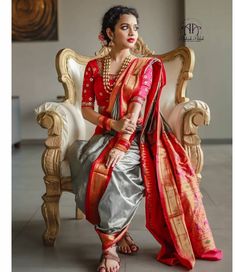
xmin=201 ymin=138 xmax=232 ymax=145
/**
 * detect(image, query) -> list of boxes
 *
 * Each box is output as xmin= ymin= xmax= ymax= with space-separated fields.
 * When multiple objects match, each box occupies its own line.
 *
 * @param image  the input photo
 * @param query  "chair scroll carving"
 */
xmin=37 ymin=111 xmax=62 ymax=246
xmin=183 ymin=100 xmax=210 ymax=180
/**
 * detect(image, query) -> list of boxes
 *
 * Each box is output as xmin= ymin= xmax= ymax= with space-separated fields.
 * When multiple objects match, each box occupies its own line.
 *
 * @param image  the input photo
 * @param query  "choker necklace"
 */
xmin=103 ymin=54 xmax=133 ymax=94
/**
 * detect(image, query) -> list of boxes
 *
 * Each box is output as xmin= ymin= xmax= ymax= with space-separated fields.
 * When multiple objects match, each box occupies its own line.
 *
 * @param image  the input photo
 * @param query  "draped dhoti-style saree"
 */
xmin=67 ymin=56 xmax=222 ymax=270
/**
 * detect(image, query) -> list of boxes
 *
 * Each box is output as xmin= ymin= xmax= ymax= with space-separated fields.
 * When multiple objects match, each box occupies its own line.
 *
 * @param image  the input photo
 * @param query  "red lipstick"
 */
xmin=127 ymin=38 xmax=135 ymax=43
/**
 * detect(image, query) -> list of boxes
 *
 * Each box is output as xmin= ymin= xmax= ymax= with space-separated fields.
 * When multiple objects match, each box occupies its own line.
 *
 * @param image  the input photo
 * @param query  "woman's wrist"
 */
xmin=114 ymin=136 xmax=131 ymax=153
xmin=97 ymin=115 xmax=114 ymax=131
xmin=110 ymin=119 xmax=116 ymax=130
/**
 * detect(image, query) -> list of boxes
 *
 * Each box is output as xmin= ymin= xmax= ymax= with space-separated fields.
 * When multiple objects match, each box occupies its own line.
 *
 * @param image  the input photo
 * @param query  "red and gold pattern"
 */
xmin=96 ymin=225 xmax=129 ymax=251
xmin=85 ymin=57 xmax=154 ymax=250
xmin=114 ymin=137 xmax=131 ymax=153
xmin=81 ymin=57 xmax=152 ymax=112
xmin=84 ymin=56 xmax=222 ymax=268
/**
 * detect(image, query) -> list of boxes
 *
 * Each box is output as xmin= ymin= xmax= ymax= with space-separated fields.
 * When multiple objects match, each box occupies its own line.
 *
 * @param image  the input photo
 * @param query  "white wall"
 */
xmin=12 ymin=0 xmax=184 ymax=140
xmin=184 ymin=0 xmax=232 ymax=139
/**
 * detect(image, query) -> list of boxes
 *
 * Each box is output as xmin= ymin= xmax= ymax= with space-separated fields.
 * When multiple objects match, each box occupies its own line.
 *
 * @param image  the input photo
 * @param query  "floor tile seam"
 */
xmin=12 ymin=206 xmax=41 ymax=244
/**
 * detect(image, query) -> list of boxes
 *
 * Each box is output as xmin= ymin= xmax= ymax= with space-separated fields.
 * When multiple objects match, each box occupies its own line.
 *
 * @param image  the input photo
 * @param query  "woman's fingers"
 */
xmin=122 ymin=122 xmax=136 ymax=133
xmin=111 ymin=155 xmax=120 ymax=167
xmin=106 ymin=149 xmax=125 ymax=168
xmin=106 ymin=156 xmax=114 ymax=168
xmin=106 ymin=155 xmax=111 ymax=168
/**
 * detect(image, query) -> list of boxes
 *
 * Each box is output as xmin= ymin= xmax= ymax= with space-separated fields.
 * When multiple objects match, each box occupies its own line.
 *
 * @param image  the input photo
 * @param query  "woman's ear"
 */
xmin=106 ymin=28 xmax=113 ymax=40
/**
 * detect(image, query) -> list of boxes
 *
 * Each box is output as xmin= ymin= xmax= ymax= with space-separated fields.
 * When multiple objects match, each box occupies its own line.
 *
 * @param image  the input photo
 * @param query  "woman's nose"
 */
xmin=128 ymin=28 xmax=134 ymax=36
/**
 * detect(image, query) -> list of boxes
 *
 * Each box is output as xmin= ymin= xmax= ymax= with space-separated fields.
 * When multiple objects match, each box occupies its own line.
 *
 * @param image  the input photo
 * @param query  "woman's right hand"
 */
xmin=111 ymin=113 xmax=136 ymax=134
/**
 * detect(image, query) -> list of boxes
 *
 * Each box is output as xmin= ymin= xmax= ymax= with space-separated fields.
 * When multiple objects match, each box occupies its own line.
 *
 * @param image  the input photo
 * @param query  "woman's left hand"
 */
xmin=106 ymin=148 xmax=125 ymax=168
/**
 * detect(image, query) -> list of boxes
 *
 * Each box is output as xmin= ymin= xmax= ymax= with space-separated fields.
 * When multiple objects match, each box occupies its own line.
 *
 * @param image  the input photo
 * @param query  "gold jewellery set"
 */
xmin=102 ymin=54 xmax=134 ymax=94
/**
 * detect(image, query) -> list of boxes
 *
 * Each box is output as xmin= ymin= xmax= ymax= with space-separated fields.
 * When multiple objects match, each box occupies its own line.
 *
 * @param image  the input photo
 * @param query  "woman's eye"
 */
xmin=121 ymin=26 xmax=139 ymax=31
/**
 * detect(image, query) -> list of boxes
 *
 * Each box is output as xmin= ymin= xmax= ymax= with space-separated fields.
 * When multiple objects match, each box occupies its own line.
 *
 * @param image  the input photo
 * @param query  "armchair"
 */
xmin=35 ymin=38 xmax=210 ymax=247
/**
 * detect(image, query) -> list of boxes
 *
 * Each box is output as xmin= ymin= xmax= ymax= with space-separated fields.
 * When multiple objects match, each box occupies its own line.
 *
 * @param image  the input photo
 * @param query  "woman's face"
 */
xmin=107 ymin=14 xmax=139 ymax=49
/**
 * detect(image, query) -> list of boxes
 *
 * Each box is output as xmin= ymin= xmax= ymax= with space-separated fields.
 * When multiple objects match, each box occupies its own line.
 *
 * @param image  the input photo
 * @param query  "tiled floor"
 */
xmin=12 ymin=143 xmax=232 ymax=272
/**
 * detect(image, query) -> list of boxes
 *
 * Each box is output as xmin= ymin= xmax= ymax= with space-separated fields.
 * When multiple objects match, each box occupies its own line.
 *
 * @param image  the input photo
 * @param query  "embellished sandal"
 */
xmin=118 ymin=232 xmax=139 ymax=254
xmin=97 ymin=250 xmax=121 ymax=272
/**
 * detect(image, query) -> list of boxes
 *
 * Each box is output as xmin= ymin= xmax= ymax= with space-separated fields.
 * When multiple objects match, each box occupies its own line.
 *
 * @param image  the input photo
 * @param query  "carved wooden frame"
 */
xmin=37 ymin=37 xmax=209 ymax=246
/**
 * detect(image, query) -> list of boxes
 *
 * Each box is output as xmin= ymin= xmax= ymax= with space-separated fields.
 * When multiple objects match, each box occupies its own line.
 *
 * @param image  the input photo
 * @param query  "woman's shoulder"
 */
xmin=86 ymin=58 xmax=99 ymax=67
xmin=137 ymin=56 xmax=162 ymax=63
xmin=86 ymin=58 xmax=102 ymax=75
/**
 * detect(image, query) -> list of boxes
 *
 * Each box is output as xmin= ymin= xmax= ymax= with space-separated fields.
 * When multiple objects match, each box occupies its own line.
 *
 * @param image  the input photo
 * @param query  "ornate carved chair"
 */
xmin=35 ymin=38 xmax=210 ymax=247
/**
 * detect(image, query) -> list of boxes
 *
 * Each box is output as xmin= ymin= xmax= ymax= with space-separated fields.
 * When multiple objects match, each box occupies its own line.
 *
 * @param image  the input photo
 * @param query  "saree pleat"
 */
xmin=68 ymin=133 xmax=144 ymax=236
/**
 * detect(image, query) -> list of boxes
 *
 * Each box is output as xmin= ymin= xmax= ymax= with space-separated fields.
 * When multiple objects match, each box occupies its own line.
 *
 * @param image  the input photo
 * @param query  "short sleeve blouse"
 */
xmin=81 ymin=58 xmax=153 ymax=110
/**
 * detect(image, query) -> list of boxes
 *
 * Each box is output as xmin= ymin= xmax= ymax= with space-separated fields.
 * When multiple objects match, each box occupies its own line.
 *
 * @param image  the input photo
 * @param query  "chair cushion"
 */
xmin=35 ymin=101 xmax=86 ymax=159
xmin=61 ymin=159 xmax=71 ymax=177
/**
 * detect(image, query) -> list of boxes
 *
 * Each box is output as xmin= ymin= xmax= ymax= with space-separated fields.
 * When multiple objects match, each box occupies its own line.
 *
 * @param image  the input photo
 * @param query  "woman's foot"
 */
xmin=97 ymin=245 xmax=120 ymax=272
xmin=117 ymin=232 xmax=139 ymax=254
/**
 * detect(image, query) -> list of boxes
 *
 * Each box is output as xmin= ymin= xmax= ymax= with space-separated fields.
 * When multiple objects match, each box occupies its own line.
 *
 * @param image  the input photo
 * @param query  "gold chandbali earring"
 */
xmin=103 ymin=54 xmax=133 ymax=94
xmin=108 ymin=38 xmax=114 ymax=48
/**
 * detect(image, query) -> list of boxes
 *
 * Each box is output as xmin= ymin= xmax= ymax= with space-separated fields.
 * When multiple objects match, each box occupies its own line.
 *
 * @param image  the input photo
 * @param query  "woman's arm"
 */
xmin=81 ymin=107 xmax=136 ymax=134
xmin=106 ymin=64 xmax=153 ymax=168
xmin=117 ymin=101 xmax=142 ymax=141
xmin=105 ymin=101 xmax=142 ymax=168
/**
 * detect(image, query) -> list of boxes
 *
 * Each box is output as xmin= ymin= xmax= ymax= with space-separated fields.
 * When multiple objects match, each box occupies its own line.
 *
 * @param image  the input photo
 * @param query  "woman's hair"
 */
xmin=101 ymin=5 xmax=139 ymax=44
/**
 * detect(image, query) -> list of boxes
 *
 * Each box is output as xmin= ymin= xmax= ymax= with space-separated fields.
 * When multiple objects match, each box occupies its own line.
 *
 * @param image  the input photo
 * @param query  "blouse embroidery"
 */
xmin=81 ymin=61 xmax=95 ymax=109
xmin=81 ymin=58 xmax=153 ymax=109
xmin=130 ymin=64 xmax=153 ymax=105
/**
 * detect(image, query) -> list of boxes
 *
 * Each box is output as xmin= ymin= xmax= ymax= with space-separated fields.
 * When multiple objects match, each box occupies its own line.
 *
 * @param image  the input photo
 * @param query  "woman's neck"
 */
xmin=109 ymin=48 xmax=131 ymax=62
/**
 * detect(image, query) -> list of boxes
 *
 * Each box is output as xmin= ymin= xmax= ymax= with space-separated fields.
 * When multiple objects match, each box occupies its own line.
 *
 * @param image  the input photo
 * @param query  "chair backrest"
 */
xmin=56 ymin=38 xmax=194 ymax=141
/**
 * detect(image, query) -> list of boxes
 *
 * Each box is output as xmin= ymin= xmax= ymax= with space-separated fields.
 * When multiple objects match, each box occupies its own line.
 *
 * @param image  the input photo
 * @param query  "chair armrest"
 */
xmin=167 ymin=99 xmax=210 ymax=143
xmin=166 ymin=99 xmax=210 ymax=181
xmin=35 ymin=101 xmax=86 ymax=161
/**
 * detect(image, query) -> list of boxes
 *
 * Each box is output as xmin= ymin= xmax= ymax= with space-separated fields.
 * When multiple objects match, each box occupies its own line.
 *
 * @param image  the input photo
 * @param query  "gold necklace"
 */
xmin=103 ymin=54 xmax=133 ymax=94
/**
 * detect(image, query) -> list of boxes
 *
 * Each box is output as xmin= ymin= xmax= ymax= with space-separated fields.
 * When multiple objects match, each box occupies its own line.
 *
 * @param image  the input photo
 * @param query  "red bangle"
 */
xmin=114 ymin=144 xmax=128 ymax=153
xmin=97 ymin=115 xmax=112 ymax=131
xmin=114 ymin=137 xmax=131 ymax=151
xmin=98 ymin=115 xmax=105 ymax=128
xmin=105 ymin=118 xmax=112 ymax=131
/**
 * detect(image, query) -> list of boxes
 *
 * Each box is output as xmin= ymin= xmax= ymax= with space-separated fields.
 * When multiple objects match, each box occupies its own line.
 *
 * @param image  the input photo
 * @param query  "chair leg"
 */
xmin=41 ymin=193 xmax=61 ymax=247
xmin=75 ymin=206 xmax=85 ymax=220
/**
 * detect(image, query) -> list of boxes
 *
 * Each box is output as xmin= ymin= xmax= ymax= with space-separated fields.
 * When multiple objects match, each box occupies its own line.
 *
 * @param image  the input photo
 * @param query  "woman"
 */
xmin=68 ymin=5 xmax=222 ymax=272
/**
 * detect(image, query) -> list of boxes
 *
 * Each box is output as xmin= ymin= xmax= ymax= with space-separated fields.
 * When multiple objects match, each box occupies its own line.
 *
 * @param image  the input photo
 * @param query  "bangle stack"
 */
xmin=114 ymin=137 xmax=131 ymax=153
xmin=98 ymin=115 xmax=112 ymax=131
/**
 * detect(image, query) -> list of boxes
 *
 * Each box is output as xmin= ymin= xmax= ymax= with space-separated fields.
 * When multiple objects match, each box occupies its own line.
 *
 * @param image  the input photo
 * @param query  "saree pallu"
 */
xmin=138 ymin=59 xmax=222 ymax=269
xmin=68 ymin=57 xmax=222 ymax=269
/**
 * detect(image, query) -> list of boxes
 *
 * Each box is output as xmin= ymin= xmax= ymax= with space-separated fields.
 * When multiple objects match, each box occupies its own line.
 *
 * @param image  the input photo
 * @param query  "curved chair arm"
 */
xmin=35 ymin=101 xmax=86 ymax=161
xmin=183 ymin=100 xmax=210 ymax=181
xmin=166 ymin=100 xmax=210 ymax=181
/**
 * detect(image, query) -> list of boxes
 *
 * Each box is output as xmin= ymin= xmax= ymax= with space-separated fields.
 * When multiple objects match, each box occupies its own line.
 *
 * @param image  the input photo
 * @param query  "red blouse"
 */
xmin=81 ymin=57 xmax=153 ymax=112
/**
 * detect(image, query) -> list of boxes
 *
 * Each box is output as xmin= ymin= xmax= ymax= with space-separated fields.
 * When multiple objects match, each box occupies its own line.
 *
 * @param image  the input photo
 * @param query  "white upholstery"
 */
xmin=67 ymin=58 xmax=85 ymax=107
xmin=67 ymin=58 xmax=96 ymax=140
xmin=61 ymin=160 xmax=71 ymax=177
xmin=166 ymin=99 xmax=209 ymax=141
xmin=35 ymin=101 xmax=86 ymax=160
xmin=160 ymin=56 xmax=183 ymax=120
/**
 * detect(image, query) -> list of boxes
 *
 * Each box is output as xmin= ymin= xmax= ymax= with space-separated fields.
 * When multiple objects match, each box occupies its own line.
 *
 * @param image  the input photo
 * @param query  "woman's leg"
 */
xmin=97 ymin=244 xmax=120 ymax=272
xmin=117 ymin=232 xmax=139 ymax=254
xmin=96 ymin=141 xmax=144 ymax=269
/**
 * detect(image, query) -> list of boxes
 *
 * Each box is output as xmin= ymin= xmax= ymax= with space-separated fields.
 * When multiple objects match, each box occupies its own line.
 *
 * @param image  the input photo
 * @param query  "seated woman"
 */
xmin=67 ymin=5 xmax=223 ymax=272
